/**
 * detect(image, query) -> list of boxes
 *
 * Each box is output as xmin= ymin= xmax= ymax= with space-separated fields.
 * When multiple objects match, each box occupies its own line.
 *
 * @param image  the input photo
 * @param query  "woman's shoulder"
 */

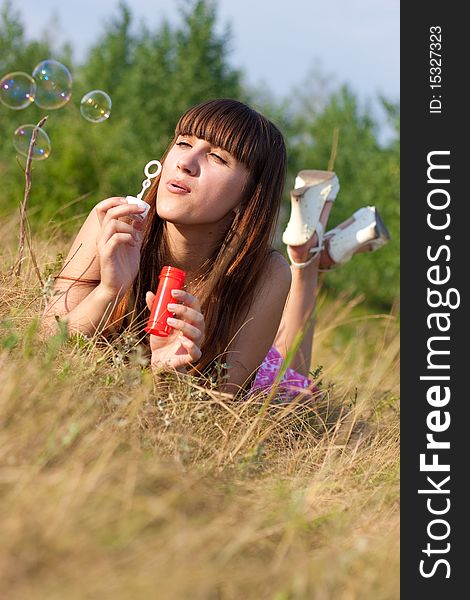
xmin=260 ymin=248 xmax=292 ymax=293
xmin=266 ymin=248 xmax=292 ymax=279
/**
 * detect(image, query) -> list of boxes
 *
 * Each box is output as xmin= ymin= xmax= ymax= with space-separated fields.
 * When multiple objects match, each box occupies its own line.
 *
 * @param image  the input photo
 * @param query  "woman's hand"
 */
xmin=95 ymin=197 xmax=147 ymax=299
xmin=146 ymin=288 xmax=205 ymax=372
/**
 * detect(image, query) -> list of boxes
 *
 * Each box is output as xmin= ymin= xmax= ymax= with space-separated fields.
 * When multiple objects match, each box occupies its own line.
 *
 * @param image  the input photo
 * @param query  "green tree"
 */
xmin=1 ymin=0 xmax=243 ymax=228
xmin=0 ymin=0 xmax=62 ymax=218
xmin=119 ymin=0 xmax=243 ymax=150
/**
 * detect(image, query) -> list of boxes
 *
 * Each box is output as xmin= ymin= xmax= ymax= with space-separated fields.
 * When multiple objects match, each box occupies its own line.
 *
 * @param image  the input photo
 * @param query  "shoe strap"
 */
xmin=287 ymin=223 xmax=324 ymax=270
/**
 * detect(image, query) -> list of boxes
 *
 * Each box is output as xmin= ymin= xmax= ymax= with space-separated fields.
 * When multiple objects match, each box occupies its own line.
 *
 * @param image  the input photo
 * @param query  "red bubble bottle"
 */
xmin=145 ymin=266 xmax=186 ymax=337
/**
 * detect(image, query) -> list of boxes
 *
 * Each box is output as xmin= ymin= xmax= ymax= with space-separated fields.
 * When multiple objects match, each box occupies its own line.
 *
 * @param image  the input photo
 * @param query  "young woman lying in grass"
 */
xmin=42 ymin=98 xmax=389 ymax=398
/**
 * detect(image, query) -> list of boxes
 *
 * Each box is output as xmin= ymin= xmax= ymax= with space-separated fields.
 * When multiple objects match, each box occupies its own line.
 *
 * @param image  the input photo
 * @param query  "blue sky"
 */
xmin=18 ymin=0 xmax=399 ymax=105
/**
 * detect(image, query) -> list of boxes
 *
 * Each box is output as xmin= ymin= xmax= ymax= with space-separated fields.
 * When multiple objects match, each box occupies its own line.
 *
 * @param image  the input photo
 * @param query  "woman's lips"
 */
xmin=166 ymin=180 xmax=191 ymax=194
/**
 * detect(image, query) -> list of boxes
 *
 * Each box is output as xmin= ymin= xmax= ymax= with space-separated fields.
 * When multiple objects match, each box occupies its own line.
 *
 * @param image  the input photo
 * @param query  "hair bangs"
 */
xmin=175 ymin=98 xmax=271 ymax=173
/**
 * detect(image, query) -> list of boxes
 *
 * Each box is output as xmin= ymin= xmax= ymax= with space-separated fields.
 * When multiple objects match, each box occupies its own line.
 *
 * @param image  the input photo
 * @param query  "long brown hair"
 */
xmin=115 ymin=98 xmax=287 ymax=380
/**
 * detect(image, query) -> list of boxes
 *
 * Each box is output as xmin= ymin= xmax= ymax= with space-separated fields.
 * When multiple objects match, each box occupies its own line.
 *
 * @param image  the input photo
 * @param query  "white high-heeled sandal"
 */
xmin=283 ymin=170 xmax=339 ymax=270
xmin=282 ymin=170 xmax=339 ymax=248
xmin=320 ymin=206 xmax=390 ymax=270
xmin=285 ymin=222 xmax=325 ymax=269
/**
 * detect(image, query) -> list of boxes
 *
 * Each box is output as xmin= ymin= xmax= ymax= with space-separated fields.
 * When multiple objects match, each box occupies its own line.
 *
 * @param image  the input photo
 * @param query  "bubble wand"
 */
xmin=126 ymin=159 xmax=162 ymax=221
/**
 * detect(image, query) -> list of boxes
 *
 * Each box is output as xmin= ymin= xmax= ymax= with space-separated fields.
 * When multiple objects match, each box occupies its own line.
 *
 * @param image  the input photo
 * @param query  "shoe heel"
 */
xmin=325 ymin=206 xmax=390 ymax=265
xmin=374 ymin=208 xmax=391 ymax=244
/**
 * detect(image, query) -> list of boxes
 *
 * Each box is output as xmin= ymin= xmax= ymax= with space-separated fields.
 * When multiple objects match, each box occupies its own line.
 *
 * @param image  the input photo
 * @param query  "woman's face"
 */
xmin=156 ymin=135 xmax=250 ymax=226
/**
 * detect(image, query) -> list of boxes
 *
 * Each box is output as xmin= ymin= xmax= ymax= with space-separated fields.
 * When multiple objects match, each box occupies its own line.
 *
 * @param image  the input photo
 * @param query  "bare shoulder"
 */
xmin=259 ymin=250 xmax=292 ymax=295
xmin=267 ymin=249 xmax=291 ymax=277
xmin=249 ymin=249 xmax=292 ymax=319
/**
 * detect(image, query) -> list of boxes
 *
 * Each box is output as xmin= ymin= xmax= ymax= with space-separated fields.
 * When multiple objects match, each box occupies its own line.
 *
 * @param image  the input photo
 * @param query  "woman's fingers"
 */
xmin=168 ymin=289 xmax=205 ymax=336
xmin=95 ymin=197 xmax=126 ymax=225
xmin=102 ymin=204 xmax=147 ymax=229
xmin=100 ymin=218 xmax=137 ymax=247
xmin=149 ymin=288 xmax=204 ymax=370
xmin=166 ymin=316 xmax=203 ymax=343
xmin=146 ymin=291 xmax=155 ymax=310
xmin=96 ymin=197 xmax=147 ymax=227
xmin=167 ymin=294 xmax=205 ymax=344
xmin=103 ymin=232 xmax=137 ymax=250
xmin=152 ymin=338 xmax=202 ymax=370
xmin=167 ymin=302 xmax=204 ymax=329
xmin=179 ymin=336 xmax=202 ymax=362
xmin=171 ymin=289 xmax=202 ymax=311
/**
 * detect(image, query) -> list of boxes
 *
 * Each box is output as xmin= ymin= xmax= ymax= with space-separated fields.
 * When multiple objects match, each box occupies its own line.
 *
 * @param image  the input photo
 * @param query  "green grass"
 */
xmin=0 ymin=215 xmax=399 ymax=600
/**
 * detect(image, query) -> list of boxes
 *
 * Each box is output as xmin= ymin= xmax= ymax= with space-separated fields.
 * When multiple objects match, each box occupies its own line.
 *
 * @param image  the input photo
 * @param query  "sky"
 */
xmin=16 ymin=0 xmax=399 ymax=107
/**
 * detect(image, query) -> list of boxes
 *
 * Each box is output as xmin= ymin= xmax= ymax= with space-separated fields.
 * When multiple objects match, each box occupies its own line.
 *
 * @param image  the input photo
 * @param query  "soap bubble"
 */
xmin=13 ymin=124 xmax=51 ymax=160
xmin=80 ymin=90 xmax=112 ymax=123
xmin=0 ymin=72 xmax=36 ymax=110
xmin=32 ymin=59 xmax=72 ymax=109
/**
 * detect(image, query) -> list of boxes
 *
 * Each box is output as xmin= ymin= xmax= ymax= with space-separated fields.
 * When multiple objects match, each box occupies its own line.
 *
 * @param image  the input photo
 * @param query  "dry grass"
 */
xmin=0 ymin=216 xmax=399 ymax=600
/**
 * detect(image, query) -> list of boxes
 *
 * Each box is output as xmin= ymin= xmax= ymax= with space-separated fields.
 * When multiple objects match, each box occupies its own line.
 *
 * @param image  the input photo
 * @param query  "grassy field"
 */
xmin=0 ymin=212 xmax=399 ymax=600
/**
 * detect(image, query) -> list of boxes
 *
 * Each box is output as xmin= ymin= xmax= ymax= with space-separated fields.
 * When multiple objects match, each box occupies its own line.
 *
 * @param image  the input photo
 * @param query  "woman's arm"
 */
xmin=41 ymin=283 xmax=123 ymax=337
xmin=41 ymin=197 xmax=146 ymax=336
xmin=221 ymin=251 xmax=292 ymax=394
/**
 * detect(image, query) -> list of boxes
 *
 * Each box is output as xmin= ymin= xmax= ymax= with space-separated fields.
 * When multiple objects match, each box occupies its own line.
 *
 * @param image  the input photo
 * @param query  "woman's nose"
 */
xmin=177 ymin=154 xmax=198 ymax=176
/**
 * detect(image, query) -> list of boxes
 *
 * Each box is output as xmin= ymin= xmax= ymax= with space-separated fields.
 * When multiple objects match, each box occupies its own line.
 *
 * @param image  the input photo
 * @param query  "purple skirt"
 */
xmin=250 ymin=346 xmax=320 ymax=402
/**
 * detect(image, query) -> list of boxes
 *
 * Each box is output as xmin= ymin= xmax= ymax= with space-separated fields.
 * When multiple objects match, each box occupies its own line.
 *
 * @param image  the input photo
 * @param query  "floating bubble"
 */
xmin=80 ymin=90 xmax=112 ymax=123
xmin=13 ymin=124 xmax=51 ymax=160
xmin=32 ymin=59 xmax=72 ymax=109
xmin=0 ymin=72 xmax=36 ymax=110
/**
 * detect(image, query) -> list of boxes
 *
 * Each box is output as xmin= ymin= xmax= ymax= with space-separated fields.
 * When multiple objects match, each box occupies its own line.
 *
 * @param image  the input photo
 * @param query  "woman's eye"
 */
xmin=210 ymin=152 xmax=227 ymax=164
xmin=176 ymin=141 xmax=191 ymax=148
